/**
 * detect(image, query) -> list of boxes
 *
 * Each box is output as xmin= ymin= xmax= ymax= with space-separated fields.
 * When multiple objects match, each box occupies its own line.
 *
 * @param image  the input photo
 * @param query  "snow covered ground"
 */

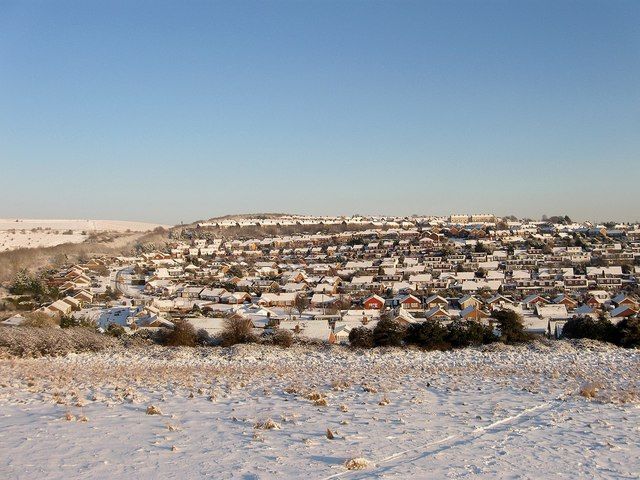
xmin=0 ymin=230 xmax=87 ymax=252
xmin=0 ymin=219 xmax=170 ymax=252
xmin=0 ymin=219 xmax=169 ymax=232
xmin=0 ymin=341 xmax=638 ymax=479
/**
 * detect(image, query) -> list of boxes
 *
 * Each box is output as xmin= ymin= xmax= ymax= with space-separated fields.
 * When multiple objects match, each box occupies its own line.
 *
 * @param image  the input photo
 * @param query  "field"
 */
xmin=0 ymin=340 xmax=638 ymax=479
xmin=0 ymin=219 xmax=170 ymax=253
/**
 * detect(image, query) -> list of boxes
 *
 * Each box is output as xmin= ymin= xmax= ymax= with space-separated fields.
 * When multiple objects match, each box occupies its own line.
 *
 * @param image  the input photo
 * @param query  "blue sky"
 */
xmin=1 ymin=0 xmax=638 ymax=224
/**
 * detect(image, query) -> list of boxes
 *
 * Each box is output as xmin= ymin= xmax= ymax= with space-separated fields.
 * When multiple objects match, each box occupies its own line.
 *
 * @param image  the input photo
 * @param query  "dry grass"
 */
xmin=0 ymin=326 xmax=118 ymax=357
xmin=254 ymin=418 xmax=281 ymax=430
xmin=579 ymin=382 xmax=602 ymax=399
xmin=345 ymin=457 xmax=370 ymax=470
xmin=146 ymin=405 xmax=162 ymax=415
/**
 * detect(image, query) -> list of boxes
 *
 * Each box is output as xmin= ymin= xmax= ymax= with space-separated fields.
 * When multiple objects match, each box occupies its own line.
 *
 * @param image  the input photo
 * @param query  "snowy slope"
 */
xmin=0 ymin=341 xmax=638 ymax=479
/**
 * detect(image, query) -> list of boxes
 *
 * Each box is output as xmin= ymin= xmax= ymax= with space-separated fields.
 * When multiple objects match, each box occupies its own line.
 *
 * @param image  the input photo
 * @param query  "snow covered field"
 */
xmin=0 ymin=341 xmax=638 ymax=479
xmin=0 ymin=219 xmax=169 ymax=232
xmin=0 ymin=219 xmax=170 ymax=252
xmin=0 ymin=230 xmax=88 ymax=252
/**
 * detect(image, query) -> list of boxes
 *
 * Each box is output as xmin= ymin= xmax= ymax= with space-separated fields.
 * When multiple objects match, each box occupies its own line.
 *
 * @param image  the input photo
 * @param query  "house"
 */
xmin=45 ymin=299 xmax=73 ymax=316
xmin=393 ymin=309 xmax=418 ymax=325
xmin=535 ymin=304 xmax=568 ymax=320
xmin=424 ymin=295 xmax=448 ymax=309
xmin=363 ymin=294 xmax=385 ymax=310
xmin=459 ymin=305 xmax=489 ymax=322
xmin=485 ymin=294 xmax=515 ymax=311
xmin=552 ymin=294 xmax=578 ymax=310
xmin=73 ymin=289 xmax=94 ymax=304
xmin=610 ymin=305 xmax=637 ymax=320
xmin=279 ymin=320 xmax=332 ymax=341
xmin=333 ymin=322 xmax=353 ymax=343
xmin=398 ymin=294 xmax=422 ymax=311
xmin=611 ymin=294 xmax=639 ymax=310
xmin=424 ymin=306 xmax=451 ymax=320
xmin=181 ymin=286 xmax=204 ymax=299
xmin=200 ymin=288 xmax=228 ymax=302
xmin=224 ymin=291 xmax=252 ymax=304
xmin=522 ymin=294 xmax=549 ymax=309
xmin=458 ymin=295 xmax=482 ymax=310
xmin=310 ymin=293 xmax=338 ymax=307
xmin=61 ymin=296 xmax=82 ymax=311
xmin=0 ymin=314 xmax=26 ymax=326
xmin=258 ymin=292 xmax=297 ymax=307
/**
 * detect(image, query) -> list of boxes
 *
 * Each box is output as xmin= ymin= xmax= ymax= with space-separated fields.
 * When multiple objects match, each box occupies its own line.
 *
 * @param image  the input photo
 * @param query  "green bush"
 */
xmin=348 ymin=326 xmax=374 ymax=348
xmin=373 ymin=317 xmax=406 ymax=347
xmin=446 ymin=320 xmax=496 ymax=348
xmin=614 ymin=317 xmax=640 ymax=348
xmin=405 ymin=321 xmax=450 ymax=350
xmin=491 ymin=309 xmax=533 ymax=344
xmin=561 ymin=316 xmax=617 ymax=343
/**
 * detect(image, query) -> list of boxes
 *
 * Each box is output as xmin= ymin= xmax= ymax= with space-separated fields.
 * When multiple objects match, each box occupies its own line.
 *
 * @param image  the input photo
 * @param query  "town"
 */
xmin=4 ymin=213 xmax=639 ymax=345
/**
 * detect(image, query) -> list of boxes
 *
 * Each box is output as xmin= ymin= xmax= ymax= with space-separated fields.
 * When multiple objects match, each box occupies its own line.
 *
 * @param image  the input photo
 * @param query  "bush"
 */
xmin=405 ymin=321 xmax=450 ymax=350
xmin=22 ymin=311 xmax=59 ymax=328
xmin=272 ymin=329 xmax=293 ymax=348
xmin=220 ymin=318 xmax=257 ymax=347
xmin=561 ymin=316 xmax=617 ymax=343
xmin=106 ymin=324 xmax=127 ymax=338
xmin=164 ymin=320 xmax=197 ymax=347
xmin=196 ymin=328 xmax=213 ymax=346
xmin=0 ymin=326 xmax=117 ymax=357
xmin=60 ymin=315 xmax=95 ymax=329
xmin=615 ymin=317 xmax=640 ymax=348
xmin=348 ymin=326 xmax=374 ymax=348
xmin=373 ymin=318 xmax=406 ymax=347
xmin=491 ymin=309 xmax=533 ymax=344
xmin=446 ymin=320 xmax=496 ymax=348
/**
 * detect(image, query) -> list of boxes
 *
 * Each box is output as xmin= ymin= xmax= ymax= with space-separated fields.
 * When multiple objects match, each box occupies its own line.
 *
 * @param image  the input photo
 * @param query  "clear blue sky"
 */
xmin=1 ymin=0 xmax=638 ymax=224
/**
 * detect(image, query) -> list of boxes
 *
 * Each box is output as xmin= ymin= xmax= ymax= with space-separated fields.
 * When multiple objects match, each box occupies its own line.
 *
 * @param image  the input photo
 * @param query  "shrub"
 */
xmin=0 ymin=326 xmax=117 ymax=357
xmin=106 ymin=324 xmax=127 ymax=338
xmin=561 ymin=316 xmax=617 ymax=343
xmin=60 ymin=315 xmax=95 ymax=329
xmin=615 ymin=317 xmax=640 ymax=348
xmin=405 ymin=321 xmax=450 ymax=350
xmin=348 ymin=326 xmax=374 ymax=348
xmin=164 ymin=320 xmax=197 ymax=347
xmin=220 ymin=318 xmax=257 ymax=347
xmin=272 ymin=329 xmax=293 ymax=348
xmin=373 ymin=317 xmax=406 ymax=347
xmin=446 ymin=320 xmax=496 ymax=348
xmin=491 ymin=309 xmax=533 ymax=344
xmin=22 ymin=311 xmax=59 ymax=328
xmin=196 ymin=328 xmax=213 ymax=346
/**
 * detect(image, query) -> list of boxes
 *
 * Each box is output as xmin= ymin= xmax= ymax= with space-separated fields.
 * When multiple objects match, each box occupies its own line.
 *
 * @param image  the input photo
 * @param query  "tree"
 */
xmin=446 ymin=320 xmax=495 ymax=348
xmin=405 ymin=321 xmax=450 ymax=350
xmin=294 ymin=294 xmax=310 ymax=317
xmin=220 ymin=317 xmax=256 ymax=346
xmin=561 ymin=316 xmax=617 ymax=343
xmin=348 ymin=327 xmax=374 ymax=348
xmin=373 ymin=317 xmax=406 ymax=347
xmin=227 ymin=265 xmax=244 ymax=278
xmin=615 ymin=317 xmax=640 ymax=348
xmin=491 ymin=309 xmax=532 ymax=344
xmin=164 ymin=320 xmax=197 ymax=347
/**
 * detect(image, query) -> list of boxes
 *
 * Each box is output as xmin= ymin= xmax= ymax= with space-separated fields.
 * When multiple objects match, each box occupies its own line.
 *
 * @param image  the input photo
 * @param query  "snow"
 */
xmin=0 ymin=341 xmax=638 ymax=479
xmin=0 ymin=218 xmax=169 ymax=232
xmin=0 ymin=219 xmax=169 ymax=252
